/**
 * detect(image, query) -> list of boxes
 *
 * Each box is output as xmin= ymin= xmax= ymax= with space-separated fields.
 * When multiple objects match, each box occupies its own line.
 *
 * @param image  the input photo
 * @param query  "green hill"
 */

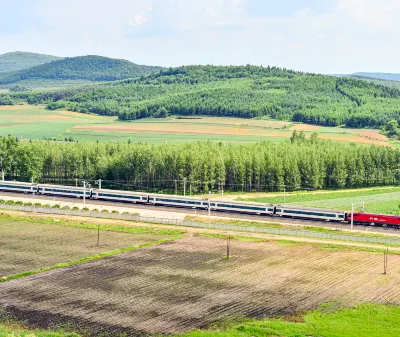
xmin=0 ymin=55 xmax=163 ymax=86
xmin=353 ymin=72 xmax=400 ymax=82
xmin=5 ymin=65 xmax=400 ymax=129
xmin=0 ymin=51 xmax=62 ymax=72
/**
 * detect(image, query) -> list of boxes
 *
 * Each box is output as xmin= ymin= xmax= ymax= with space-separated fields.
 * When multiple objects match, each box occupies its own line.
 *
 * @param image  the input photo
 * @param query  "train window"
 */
xmin=216 ymin=204 xmax=266 ymax=211
xmin=99 ymin=193 xmax=140 ymax=200
xmin=155 ymin=198 xmax=202 ymax=205
xmin=0 ymin=184 xmax=31 ymax=190
xmin=283 ymin=209 xmax=338 ymax=218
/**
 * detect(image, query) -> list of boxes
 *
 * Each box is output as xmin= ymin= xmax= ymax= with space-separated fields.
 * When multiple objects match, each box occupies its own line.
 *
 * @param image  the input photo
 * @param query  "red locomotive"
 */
xmin=346 ymin=212 xmax=400 ymax=227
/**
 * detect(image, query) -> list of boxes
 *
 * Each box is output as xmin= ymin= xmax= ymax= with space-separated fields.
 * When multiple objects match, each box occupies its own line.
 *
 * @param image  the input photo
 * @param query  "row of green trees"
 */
xmin=1 ymin=134 xmax=399 ymax=193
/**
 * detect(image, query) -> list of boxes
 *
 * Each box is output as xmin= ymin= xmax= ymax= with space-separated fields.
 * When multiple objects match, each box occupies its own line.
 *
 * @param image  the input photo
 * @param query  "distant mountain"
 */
xmin=0 ymin=51 xmax=62 ymax=72
xmin=0 ymin=55 xmax=164 ymax=86
xmin=352 ymin=72 xmax=400 ymax=82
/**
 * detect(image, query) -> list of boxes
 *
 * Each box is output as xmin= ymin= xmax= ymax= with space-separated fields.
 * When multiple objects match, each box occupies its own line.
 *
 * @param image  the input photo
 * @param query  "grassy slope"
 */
xmin=0 ymin=55 xmax=163 ymax=87
xmin=0 ymin=51 xmax=62 ymax=72
xmin=239 ymin=187 xmax=400 ymax=214
xmin=2 ymin=304 xmax=399 ymax=337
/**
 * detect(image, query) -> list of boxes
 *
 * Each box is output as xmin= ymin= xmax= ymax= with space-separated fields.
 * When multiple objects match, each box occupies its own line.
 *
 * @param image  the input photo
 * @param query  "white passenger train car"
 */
xmin=275 ymin=205 xmax=345 ymax=221
xmin=0 ymin=181 xmax=37 ymax=193
xmin=92 ymin=188 xmax=148 ymax=203
xmin=38 ymin=183 xmax=90 ymax=198
xmin=148 ymin=194 xmax=209 ymax=208
xmin=210 ymin=200 xmax=275 ymax=215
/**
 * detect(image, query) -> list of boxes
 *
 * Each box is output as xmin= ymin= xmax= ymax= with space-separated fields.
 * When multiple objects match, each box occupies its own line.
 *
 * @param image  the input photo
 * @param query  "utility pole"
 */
xmin=208 ymin=197 xmax=211 ymax=224
xmin=32 ymin=190 xmax=35 ymax=213
xmin=283 ymin=186 xmax=286 ymax=203
xmin=83 ymin=181 xmax=90 ymax=205
xmin=75 ymin=178 xmax=78 ymax=187
xmin=351 ymin=203 xmax=354 ymax=231
xmin=95 ymin=179 xmax=102 ymax=190
xmin=174 ymin=180 xmax=178 ymax=195
xmin=384 ymin=247 xmax=388 ymax=275
xmin=83 ymin=181 xmax=86 ymax=205
xmin=227 ymin=234 xmax=231 ymax=260
xmin=183 ymin=177 xmax=187 ymax=196
xmin=97 ymin=225 xmax=100 ymax=248
xmin=362 ymin=201 xmax=365 ymax=213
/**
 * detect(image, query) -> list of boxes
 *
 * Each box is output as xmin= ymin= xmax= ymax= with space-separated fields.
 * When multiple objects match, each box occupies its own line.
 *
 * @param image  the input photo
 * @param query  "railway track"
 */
xmin=1 ymin=190 xmax=400 ymax=236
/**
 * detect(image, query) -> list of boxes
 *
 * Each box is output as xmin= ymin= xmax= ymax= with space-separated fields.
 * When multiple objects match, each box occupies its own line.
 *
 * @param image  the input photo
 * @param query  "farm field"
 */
xmin=2 ymin=304 xmax=400 ymax=337
xmin=236 ymin=186 xmax=400 ymax=215
xmin=0 ymin=216 xmax=175 ymax=278
xmin=2 ymin=236 xmax=400 ymax=335
xmin=0 ymin=105 xmax=391 ymax=145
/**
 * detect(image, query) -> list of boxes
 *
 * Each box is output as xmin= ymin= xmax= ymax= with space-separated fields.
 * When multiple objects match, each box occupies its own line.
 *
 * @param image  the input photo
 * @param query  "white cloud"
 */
xmin=0 ymin=0 xmax=400 ymax=73
xmin=339 ymin=0 xmax=400 ymax=30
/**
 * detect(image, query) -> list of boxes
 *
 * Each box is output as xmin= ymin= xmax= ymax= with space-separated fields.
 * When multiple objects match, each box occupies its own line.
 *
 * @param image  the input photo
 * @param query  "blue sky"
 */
xmin=1 ymin=0 xmax=399 ymax=74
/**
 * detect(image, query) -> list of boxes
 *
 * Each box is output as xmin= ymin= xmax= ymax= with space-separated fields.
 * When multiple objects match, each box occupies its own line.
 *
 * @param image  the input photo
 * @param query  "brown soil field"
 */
xmin=2 ymin=236 xmax=400 ymax=336
xmin=0 ymin=220 xmax=169 ymax=277
xmin=0 ymin=105 xmax=33 ymax=111
xmin=73 ymin=123 xmax=388 ymax=146
xmin=73 ymin=123 xmax=291 ymax=137
xmin=167 ymin=117 xmax=291 ymax=128
xmin=359 ymin=130 xmax=389 ymax=141
xmin=290 ymin=124 xmax=322 ymax=131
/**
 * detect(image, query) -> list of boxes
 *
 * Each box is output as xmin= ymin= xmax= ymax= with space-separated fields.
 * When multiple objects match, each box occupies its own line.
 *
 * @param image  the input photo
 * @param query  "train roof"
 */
xmin=38 ymin=183 xmax=84 ymax=190
xmin=0 ymin=181 xmax=36 ymax=186
xmin=150 ymin=193 xmax=209 ymax=201
xmin=214 ymin=199 xmax=274 ymax=207
xmin=276 ymin=204 xmax=346 ymax=214
xmin=352 ymin=212 xmax=400 ymax=219
xmin=95 ymin=188 xmax=148 ymax=196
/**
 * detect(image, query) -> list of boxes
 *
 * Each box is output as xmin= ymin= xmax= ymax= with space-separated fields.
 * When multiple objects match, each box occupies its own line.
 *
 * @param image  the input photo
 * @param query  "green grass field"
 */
xmin=238 ymin=187 xmax=400 ymax=214
xmin=2 ymin=304 xmax=399 ymax=337
xmin=0 ymin=105 xmax=394 ymax=145
xmin=181 ymin=304 xmax=400 ymax=337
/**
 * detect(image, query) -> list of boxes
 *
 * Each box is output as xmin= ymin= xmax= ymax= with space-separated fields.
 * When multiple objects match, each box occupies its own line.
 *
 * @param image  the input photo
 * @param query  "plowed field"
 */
xmin=1 ymin=236 xmax=400 ymax=336
xmin=0 ymin=219 xmax=171 ymax=278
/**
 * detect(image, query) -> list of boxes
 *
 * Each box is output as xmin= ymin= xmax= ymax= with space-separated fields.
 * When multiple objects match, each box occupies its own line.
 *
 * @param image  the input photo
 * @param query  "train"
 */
xmin=0 ymin=180 xmax=399 ymax=228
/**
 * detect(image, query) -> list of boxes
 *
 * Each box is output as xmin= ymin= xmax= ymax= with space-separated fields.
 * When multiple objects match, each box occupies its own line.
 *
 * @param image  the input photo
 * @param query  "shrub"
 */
xmin=82 ymin=207 xmax=89 ymax=211
xmin=6 ymin=200 xmax=15 ymax=205
xmin=122 ymin=211 xmax=130 ymax=215
xmin=61 ymin=206 xmax=71 ymax=210
xmin=24 ymin=202 xmax=33 ymax=206
xmin=51 ymin=204 xmax=61 ymax=209
xmin=34 ymin=202 xmax=42 ymax=207
xmin=111 ymin=210 xmax=119 ymax=214
xmin=71 ymin=206 xmax=80 ymax=211
xmin=0 ymin=199 xmax=5 ymax=204
xmin=101 ymin=209 xmax=109 ymax=213
xmin=15 ymin=201 xmax=23 ymax=205
xmin=91 ymin=208 xmax=100 ymax=212
xmin=42 ymin=204 xmax=51 ymax=208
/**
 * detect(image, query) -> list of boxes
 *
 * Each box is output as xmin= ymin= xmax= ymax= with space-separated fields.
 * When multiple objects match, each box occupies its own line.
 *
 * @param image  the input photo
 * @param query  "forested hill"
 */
xmin=0 ymin=51 xmax=62 ymax=72
xmin=353 ymin=72 xmax=400 ymax=82
xmin=5 ymin=65 xmax=400 ymax=129
xmin=0 ymin=55 xmax=163 ymax=84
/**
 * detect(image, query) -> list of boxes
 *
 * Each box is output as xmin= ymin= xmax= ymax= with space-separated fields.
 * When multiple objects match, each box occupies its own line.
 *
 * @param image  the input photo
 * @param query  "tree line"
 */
xmin=1 ymin=133 xmax=399 ymax=194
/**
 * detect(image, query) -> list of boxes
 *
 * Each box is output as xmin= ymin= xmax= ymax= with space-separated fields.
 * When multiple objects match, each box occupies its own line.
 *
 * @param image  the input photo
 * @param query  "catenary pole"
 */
xmin=351 ymin=203 xmax=354 ymax=231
